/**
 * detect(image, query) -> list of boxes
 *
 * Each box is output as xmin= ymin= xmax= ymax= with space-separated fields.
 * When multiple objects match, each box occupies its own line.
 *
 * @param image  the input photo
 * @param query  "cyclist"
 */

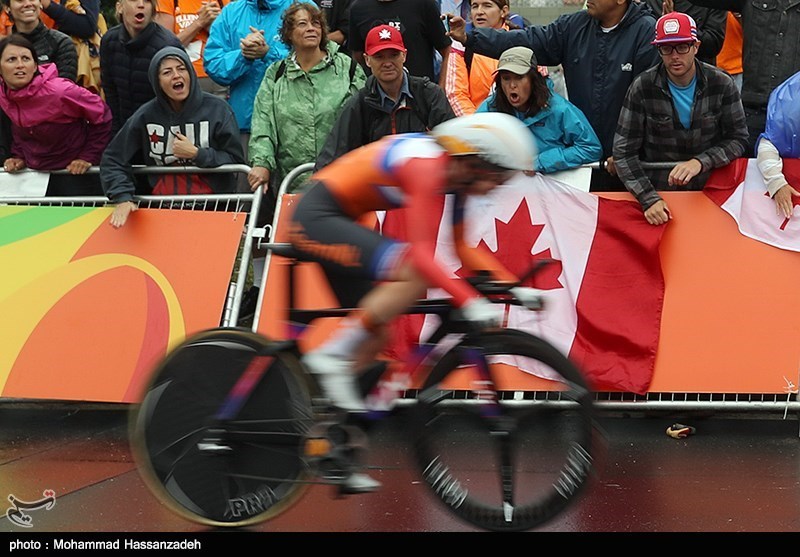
xmin=288 ymin=112 xmax=542 ymax=492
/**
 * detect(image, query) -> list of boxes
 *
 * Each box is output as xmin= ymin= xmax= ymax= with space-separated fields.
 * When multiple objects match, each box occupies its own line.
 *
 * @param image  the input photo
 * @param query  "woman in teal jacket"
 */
xmin=476 ymin=46 xmax=601 ymax=174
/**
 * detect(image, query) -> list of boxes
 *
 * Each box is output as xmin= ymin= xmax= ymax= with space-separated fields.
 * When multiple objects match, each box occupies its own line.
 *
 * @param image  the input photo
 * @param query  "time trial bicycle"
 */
xmin=129 ymin=242 xmax=596 ymax=532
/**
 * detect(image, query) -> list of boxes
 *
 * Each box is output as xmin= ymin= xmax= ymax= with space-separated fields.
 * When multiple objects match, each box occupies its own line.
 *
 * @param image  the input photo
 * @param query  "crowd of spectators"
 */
xmin=0 ymin=0 xmax=797 ymax=225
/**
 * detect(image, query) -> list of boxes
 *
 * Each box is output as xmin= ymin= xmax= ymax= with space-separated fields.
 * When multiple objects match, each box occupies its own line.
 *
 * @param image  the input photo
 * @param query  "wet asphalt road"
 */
xmin=2 ymin=402 xmax=800 ymax=535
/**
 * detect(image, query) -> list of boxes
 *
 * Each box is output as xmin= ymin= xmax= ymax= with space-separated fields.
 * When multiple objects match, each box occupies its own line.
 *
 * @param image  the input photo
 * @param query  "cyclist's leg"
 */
xmin=347 ymin=263 xmax=428 ymax=371
xmin=289 ymin=184 xmax=426 ymax=411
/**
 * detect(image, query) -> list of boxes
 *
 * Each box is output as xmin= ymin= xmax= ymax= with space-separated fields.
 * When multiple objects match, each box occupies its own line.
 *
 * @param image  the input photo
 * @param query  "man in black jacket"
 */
xmin=99 ymin=0 xmax=182 ymax=134
xmin=316 ymin=24 xmax=454 ymax=169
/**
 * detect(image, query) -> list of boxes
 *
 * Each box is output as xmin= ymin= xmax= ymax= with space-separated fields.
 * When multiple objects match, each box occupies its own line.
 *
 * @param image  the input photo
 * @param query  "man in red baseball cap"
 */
xmin=362 ymin=24 xmax=408 ymax=101
xmin=613 ymin=11 xmax=747 ymax=225
xmin=315 ymin=22 xmax=455 ymax=169
xmin=651 ymin=11 xmax=699 ymax=86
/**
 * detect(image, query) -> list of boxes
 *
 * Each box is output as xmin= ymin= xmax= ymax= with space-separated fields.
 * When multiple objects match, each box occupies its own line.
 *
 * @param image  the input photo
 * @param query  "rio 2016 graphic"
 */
xmin=0 ymin=205 xmax=245 ymax=403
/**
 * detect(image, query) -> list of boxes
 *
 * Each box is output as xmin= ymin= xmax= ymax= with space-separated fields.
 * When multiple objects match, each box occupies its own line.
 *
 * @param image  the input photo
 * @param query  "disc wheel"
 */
xmin=129 ymin=328 xmax=313 ymax=527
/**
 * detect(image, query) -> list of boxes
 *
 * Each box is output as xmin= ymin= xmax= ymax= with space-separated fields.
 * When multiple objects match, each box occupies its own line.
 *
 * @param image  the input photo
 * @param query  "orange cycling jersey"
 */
xmin=307 ymin=134 xmax=517 ymax=307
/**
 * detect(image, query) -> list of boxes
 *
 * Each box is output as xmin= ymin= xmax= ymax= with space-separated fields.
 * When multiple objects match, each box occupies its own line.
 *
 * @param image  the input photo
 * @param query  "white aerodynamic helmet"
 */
xmin=431 ymin=112 xmax=537 ymax=172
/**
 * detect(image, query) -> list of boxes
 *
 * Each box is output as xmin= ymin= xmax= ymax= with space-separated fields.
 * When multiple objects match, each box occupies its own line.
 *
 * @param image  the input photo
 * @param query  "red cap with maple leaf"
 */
xmin=365 ymin=24 xmax=406 ymax=56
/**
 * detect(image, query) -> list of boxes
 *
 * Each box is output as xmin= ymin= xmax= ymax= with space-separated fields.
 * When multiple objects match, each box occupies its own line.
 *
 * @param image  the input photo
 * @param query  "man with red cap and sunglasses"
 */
xmin=613 ymin=11 xmax=748 ymax=226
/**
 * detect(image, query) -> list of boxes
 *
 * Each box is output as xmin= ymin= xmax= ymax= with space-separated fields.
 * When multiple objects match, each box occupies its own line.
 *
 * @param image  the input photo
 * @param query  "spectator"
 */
xmin=243 ymin=2 xmax=365 ymax=323
xmin=100 ymin=0 xmax=183 ymax=134
xmin=0 ymin=34 xmax=112 ymax=196
xmin=0 ymin=10 xmax=11 ymax=37
xmin=4 ymin=0 xmax=77 ymax=81
xmin=715 ymin=10 xmax=741 ymax=91
xmin=476 ymin=46 xmax=602 ymax=174
xmin=755 ymin=70 xmax=800 ymax=219
xmin=316 ymin=23 xmax=454 ymax=169
xmin=313 ymin=0 xmax=351 ymax=47
xmin=101 ymin=46 xmax=243 ymax=228
xmin=249 ymin=2 xmax=365 ymax=197
xmin=154 ymin=0 xmax=229 ymax=99
xmin=641 ymin=0 xmax=726 ymax=65
xmin=203 ymin=0 xmax=293 ymax=188
xmin=40 ymin=0 xmax=106 ymax=97
xmin=40 ymin=0 xmax=99 ymax=40
xmin=613 ymin=11 xmax=747 ymax=225
xmin=688 ymin=0 xmax=800 ymax=155
xmin=348 ymin=0 xmax=451 ymax=84
xmin=444 ymin=0 xmax=511 ymax=116
xmin=447 ymin=0 xmax=660 ymax=191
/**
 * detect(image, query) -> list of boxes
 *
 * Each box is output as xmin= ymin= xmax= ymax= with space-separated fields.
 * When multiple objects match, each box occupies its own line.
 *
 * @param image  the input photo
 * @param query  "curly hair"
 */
xmin=278 ymin=2 xmax=329 ymax=50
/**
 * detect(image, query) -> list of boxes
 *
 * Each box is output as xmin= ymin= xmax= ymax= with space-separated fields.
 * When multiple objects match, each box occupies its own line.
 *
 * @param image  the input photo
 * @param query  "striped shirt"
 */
xmin=613 ymin=60 xmax=748 ymax=210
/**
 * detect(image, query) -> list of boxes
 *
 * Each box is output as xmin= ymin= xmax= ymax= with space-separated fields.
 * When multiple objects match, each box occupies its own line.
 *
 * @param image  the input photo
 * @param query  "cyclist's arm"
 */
xmin=396 ymin=156 xmax=481 ymax=307
xmin=451 ymin=192 xmax=518 ymax=285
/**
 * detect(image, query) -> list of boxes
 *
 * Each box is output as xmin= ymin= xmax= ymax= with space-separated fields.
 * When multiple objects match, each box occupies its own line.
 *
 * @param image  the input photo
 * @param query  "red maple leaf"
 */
xmin=455 ymin=198 xmax=563 ymax=290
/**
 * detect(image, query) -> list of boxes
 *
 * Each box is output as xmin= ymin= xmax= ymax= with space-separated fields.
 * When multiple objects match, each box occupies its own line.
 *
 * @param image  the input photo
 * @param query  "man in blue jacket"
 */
xmin=203 ymin=0 xmax=293 ymax=190
xmin=447 ymin=0 xmax=660 ymax=191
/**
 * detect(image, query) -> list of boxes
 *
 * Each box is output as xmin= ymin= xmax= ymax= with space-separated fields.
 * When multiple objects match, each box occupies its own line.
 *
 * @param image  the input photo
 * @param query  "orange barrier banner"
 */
xmin=0 ymin=206 xmax=245 ymax=402
xmin=260 ymin=190 xmax=800 ymax=395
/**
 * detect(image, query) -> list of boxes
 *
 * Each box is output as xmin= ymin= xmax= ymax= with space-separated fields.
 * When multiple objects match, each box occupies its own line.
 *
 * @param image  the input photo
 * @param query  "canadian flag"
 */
xmin=382 ymin=173 xmax=666 ymax=394
xmin=704 ymin=158 xmax=800 ymax=252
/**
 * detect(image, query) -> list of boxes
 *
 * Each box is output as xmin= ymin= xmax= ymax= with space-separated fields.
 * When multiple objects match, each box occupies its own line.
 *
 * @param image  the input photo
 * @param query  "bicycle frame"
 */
xmin=132 ymin=243 xmax=595 ymax=531
xmin=243 ymin=243 xmax=512 ymax=417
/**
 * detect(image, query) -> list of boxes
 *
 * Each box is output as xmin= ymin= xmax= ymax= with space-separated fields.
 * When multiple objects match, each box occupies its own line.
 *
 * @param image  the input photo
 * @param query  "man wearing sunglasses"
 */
xmin=613 ymin=11 xmax=748 ymax=225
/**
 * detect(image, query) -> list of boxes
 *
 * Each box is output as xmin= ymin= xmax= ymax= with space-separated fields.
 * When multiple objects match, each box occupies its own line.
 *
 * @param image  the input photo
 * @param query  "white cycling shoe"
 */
xmin=339 ymin=472 xmax=382 ymax=495
xmin=303 ymin=352 xmax=367 ymax=413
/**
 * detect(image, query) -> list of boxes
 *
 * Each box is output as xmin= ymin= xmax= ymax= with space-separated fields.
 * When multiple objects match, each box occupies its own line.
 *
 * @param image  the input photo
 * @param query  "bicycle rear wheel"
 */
xmin=411 ymin=329 xmax=594 ymax=532
xmin=129 ymin=328 xmax=313 ymax=527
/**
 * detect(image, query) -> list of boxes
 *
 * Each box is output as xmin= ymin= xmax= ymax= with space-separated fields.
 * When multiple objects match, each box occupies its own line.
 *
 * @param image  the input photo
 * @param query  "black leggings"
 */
xmin=289 ymin=182 xmax=407 ymax=308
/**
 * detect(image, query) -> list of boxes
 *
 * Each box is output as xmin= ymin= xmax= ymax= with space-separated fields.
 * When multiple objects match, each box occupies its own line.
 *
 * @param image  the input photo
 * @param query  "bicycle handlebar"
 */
xmin=467 ymin=259 xmax=554 ymax=295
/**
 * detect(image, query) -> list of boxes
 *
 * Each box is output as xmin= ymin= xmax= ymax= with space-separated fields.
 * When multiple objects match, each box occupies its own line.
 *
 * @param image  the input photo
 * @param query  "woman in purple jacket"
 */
xmin=0 ymin=34 xmax=112 ymax=196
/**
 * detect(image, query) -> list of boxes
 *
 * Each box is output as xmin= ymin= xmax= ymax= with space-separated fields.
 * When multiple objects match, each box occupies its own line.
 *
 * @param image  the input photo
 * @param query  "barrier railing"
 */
xmin=4 ymin=162 xmax=798 ymax=418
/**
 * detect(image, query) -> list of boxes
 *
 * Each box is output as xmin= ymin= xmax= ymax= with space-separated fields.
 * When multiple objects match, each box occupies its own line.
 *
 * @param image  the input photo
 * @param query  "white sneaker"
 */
xmin=303 ymin=352 xmax=366 ymax=412
xmin=339 ymin=472 xmax=382 ymax=495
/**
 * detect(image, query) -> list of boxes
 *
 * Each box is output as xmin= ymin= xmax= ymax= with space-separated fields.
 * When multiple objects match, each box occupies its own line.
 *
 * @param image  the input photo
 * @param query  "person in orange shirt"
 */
xmin=443 ymin=0 xmax=511 ymax=116
xmin=716 ymin=11 xmax=742 ymax=92
xmin=154 ymin=0 xmax=228 ymax=98
xmin=0 ymin=10 xmax=12 ymax=36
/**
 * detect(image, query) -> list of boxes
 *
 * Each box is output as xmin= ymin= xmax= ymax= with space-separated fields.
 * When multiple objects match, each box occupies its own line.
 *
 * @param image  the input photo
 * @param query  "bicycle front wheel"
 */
xmin=129 ymin=328 xmax=313 ymax=527
xmin=411 ymin=329 xmax=594 ymax=532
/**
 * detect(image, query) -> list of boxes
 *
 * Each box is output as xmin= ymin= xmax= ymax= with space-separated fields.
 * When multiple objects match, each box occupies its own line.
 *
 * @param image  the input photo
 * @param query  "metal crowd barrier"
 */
xmin=5 ymin=162 xmax=795 ymax=418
